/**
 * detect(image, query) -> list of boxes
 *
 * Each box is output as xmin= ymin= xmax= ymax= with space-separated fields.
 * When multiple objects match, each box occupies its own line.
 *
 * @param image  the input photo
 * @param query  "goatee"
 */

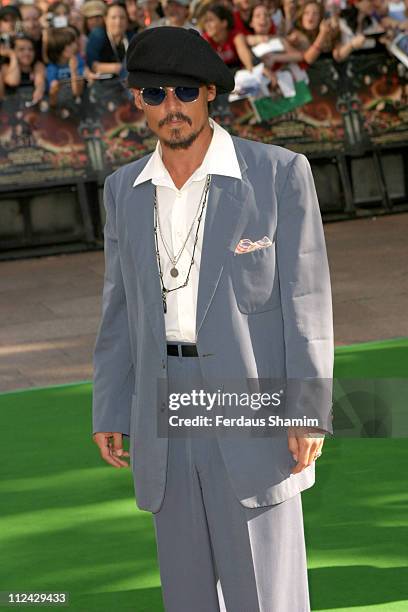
xmin=162 ymin=122 xmax=206 ymax=150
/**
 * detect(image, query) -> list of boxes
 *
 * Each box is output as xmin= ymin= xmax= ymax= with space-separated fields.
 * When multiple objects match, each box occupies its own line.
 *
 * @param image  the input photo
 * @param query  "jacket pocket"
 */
xmin=230 ymin=243 xmax=280 ymax=314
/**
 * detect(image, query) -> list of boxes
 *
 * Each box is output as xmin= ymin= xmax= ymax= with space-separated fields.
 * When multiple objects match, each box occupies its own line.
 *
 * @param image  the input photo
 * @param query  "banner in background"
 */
xmin=0 ymin=52 xmax=407 ymax=191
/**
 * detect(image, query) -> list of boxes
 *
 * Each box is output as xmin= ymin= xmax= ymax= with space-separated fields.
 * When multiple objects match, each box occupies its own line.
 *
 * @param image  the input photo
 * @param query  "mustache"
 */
xmin=158 ymin=113 xmax=192 ymax=127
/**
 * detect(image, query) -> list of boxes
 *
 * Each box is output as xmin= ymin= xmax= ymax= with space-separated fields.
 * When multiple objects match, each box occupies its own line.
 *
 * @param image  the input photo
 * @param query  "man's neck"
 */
xmin=160 ymin=121 xmax=214 ymax=190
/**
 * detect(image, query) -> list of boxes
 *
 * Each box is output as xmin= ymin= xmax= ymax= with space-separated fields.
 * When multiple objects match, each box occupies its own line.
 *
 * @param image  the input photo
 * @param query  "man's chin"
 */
xmin=163 ymin=138 xmax=196 ymax=151
xmin=161 ymin=125 xmax=205 ymax=150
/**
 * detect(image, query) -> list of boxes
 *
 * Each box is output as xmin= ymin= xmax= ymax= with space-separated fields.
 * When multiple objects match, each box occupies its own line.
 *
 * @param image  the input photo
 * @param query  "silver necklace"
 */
xmin=154 ymin=174 xmax=211 ymax=278
xmin=153 ymin=174 xmax=212 ymax=313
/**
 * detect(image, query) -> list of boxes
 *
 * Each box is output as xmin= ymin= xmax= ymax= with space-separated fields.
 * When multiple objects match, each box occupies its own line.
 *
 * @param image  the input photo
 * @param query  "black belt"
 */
xmin=167 ymin=343 xmax=198 ymax=357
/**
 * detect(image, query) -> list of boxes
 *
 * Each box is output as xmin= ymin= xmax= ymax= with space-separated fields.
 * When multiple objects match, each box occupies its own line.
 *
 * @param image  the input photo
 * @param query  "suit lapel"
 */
xmin=128 ymin=140 xmax=251 ymax=351
xmin=196 ymin=142 xmax=252 ymax=337
xmin=195 ymin=170 xmax=250 ymax=337
xmin=127 ymin=179 xmax=167 ymax=355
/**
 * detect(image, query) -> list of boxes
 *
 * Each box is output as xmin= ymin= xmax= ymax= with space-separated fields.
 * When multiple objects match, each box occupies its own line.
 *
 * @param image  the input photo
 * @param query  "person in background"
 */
xmin=288 ymin=0 xmax=341 ymax=65
xmin=36 ymin=0 xmax=51 ymax=16
xmin=0 ymin=7 xmax=22 ymax=72
xmin=137 ymin=0 xmax=162 ymax=28
xmin=372 ymin=0 xmax=389 ymax=22
xmin=363 ymin=0 xmax=386 ymax=29
xmin=385 ymin=0 xmax=408 ymax=21
xmin=247 ymin=2 xmax=304 ymax=67
xmin=48 ymin=1 xmax=71 ymax=28
xmin=0 ymin=5 xmax=22 ymax=38
xmin=69 ymin=8 xmax=88 ymax=56
xmin=40 ymin=1 xmax=72 ymax=63
xmin=200 ymin=3 xmax=255 ymax=71
xmin=333 ymin=1 xmax=375 ymax=60
xmin=190 ymin=0 xmax=232 ymax=24
xmin=80 ymin=0 xmax=107 ymax=35
xmin=384 ymin=0 xmax=408 ymax=23
xmin=231 ymin=0 xmax=253 ymax=34
xmin=1 ymin=32 xmax=45 ymax=103
xmin=46 ymin=26 xmax=85 ymax=105
xmin=19 ymin=3 xmax=44 ymax=63
xmin=246 ymin=2 xmax=277 ymax=45
xmin=325 ymin=0 xmax=348 ymax=18
xmin=86 ymin=0 xmax=134 ymax=78
xmin=151 ymin=0 xmax=196 ymax=29
xmin=379 ymin=0 xmax=408 ymax=30
xmin=261 ymin=0 xmax=285 ymax=34
xmin=125 ymin=0 xmax=146 ymax=31
xmin=282 ymin=0 xmax=297 ymax=33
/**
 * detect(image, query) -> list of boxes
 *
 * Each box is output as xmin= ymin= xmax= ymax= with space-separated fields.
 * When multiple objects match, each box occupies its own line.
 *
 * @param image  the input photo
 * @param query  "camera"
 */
xmin=0 ymin=33 xmax=11 ymax=47
xmin=53 ymin=15 xmax=68 ymax=28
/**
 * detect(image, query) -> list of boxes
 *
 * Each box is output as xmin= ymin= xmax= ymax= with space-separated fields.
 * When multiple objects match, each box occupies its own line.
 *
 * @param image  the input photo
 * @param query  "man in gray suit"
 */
xmin=92 ymin=26 xmax=334 ymax=612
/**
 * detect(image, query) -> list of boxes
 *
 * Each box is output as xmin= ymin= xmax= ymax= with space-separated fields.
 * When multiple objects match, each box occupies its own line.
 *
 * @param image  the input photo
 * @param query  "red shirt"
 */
xmin=234 ymin=10 xmax=277 ymax=36
xmin=202 ymin=30 xmax=242 ymax=68
xmin=269 ymin=22 xmax=277 ymax=36
xmin=233 ymin=10 xmax=252 ymax=35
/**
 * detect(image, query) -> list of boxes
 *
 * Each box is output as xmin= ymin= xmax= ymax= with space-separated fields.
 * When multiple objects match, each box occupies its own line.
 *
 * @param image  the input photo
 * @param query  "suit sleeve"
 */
xmin=92 ymin=176 xmax=135 ymax=436
xmin=276 ymin=153 xmax=334 ymax=435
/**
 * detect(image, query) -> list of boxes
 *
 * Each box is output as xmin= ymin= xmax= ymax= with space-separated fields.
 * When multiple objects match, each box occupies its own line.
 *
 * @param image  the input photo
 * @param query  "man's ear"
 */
xmin=207 ymin=84 xmax=217 ymax=102
xmin=131 ymin=88 xmax=143 ymax=110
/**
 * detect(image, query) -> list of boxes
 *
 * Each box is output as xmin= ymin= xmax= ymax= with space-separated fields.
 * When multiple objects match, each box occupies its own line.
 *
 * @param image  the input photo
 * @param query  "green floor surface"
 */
xmin=1 ymin=337 xmax=407 ymax=611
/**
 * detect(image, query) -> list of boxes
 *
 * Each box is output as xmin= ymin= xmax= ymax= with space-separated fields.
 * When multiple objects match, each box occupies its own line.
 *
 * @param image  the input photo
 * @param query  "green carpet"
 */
xmin=1 ymin=337 xmax=407 ymax=611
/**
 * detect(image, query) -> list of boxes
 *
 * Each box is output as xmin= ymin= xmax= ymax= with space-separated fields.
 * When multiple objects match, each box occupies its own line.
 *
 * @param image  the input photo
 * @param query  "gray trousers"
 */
xmin=152 ymin=351 xmax=311 ymax=612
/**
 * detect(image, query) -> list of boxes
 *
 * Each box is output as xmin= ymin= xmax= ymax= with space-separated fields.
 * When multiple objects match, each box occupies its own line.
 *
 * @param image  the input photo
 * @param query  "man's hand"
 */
xmin=93 ymin=432 xmax=130 ymax=468
xmin=287 ymin=426 xmax=326 ymax=474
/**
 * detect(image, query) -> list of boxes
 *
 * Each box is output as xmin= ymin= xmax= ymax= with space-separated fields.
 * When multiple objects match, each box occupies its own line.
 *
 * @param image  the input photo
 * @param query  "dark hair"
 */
xmin=11 ymin=32 xmax=35 ymax=49
xmin=46 ymin=26 xmax=76 ymax=63
xmin=68 ymin=24 xmax=81 ymax=38
xmin=106 ymin=0 xmax=129 ymax=17
xmin=248 ymin=3 xmax=269 ymax=26
xmin=0 ymin=6 xmax=22 ymax=21
xmin=340 ymin=5 xmax=371 ymax=33
xmin=203 ymin=4 xmax=235 ymax=31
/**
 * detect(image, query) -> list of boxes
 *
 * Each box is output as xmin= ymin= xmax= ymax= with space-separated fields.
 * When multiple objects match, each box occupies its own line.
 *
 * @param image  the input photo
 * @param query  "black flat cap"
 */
xmin=126 ymin=26 xmax=235 ymax=94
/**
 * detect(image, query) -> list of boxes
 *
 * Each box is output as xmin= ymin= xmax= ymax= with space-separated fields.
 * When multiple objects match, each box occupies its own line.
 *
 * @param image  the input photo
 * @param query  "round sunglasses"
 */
xmin=140 ymin=86 xmax=200 ymax=106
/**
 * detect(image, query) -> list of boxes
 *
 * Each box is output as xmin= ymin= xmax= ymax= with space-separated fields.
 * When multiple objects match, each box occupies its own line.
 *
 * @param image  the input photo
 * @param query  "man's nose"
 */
xmin=163 ymin=88 xmax=183 ymax=112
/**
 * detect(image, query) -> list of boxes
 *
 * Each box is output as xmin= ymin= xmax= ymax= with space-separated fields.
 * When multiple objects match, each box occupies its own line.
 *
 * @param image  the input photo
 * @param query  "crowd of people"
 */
xmin=0 ymin=0 xmax=407 ymax=107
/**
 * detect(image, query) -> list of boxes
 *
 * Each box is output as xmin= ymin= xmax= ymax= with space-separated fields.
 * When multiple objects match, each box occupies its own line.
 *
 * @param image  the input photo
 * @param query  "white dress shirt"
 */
xmin=133 ymin=118 xmax=242 ymax=342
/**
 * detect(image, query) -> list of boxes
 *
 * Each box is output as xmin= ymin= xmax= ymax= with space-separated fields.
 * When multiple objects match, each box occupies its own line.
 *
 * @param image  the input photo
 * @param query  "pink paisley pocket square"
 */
xmin=234 ymin=236 xmax=273 ymax=255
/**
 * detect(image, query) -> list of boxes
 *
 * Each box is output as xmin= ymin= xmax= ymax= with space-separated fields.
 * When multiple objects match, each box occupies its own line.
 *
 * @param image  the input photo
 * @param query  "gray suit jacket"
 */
xmin=92 ymin=135 xmax=334 ymax=513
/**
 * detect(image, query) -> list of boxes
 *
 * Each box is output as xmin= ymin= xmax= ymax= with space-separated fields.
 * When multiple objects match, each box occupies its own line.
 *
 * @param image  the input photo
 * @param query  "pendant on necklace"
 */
xmin=170 ymin=267 xmax=179 ymax=278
